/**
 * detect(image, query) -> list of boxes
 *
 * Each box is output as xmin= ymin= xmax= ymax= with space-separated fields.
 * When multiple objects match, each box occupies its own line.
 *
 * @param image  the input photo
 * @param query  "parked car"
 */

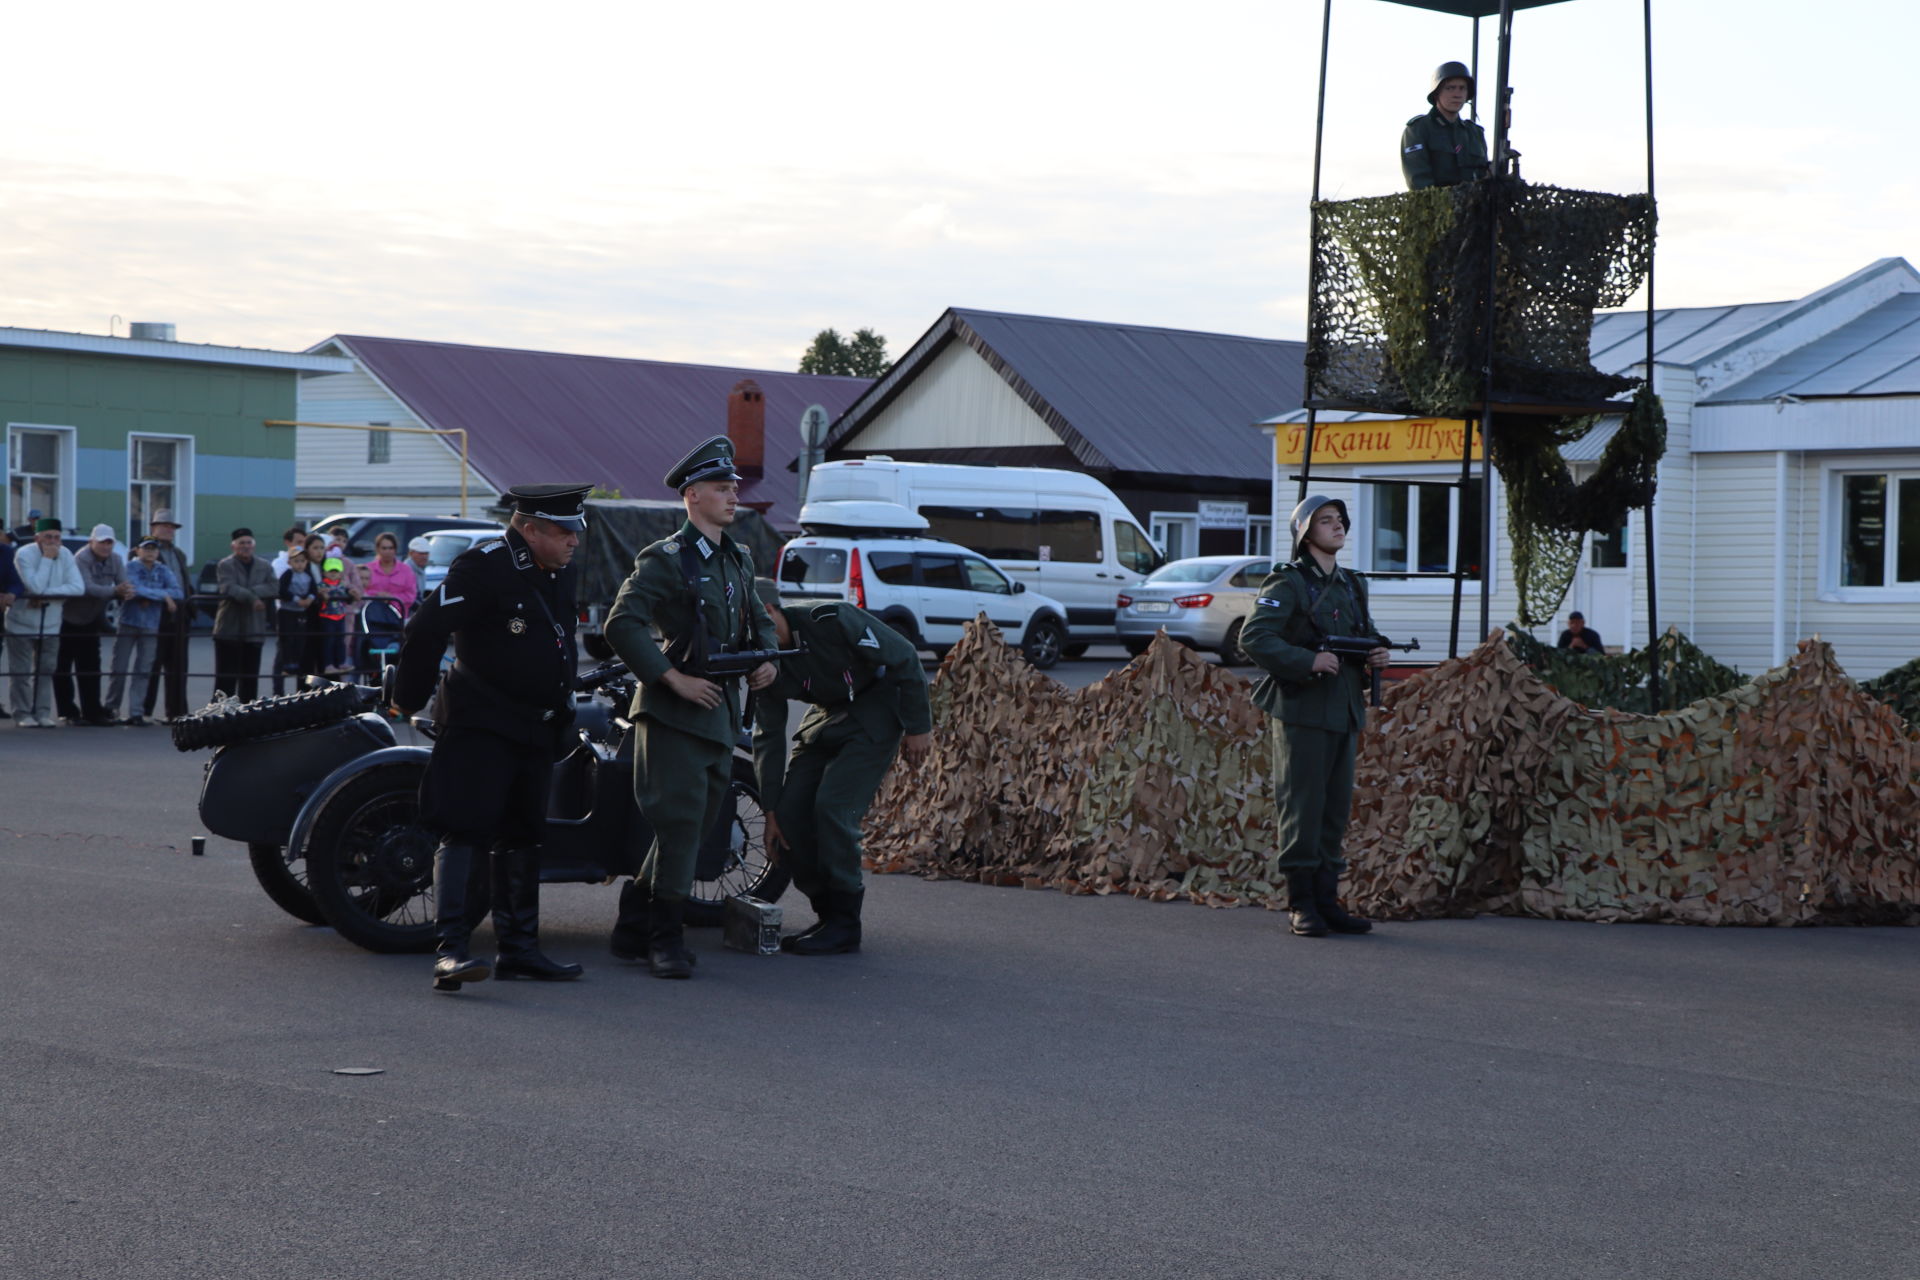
xmin=417 ymin=525 xmax=510 ymax=595
xmin=1115 ymin=555 xmax=1273 ymax=664
xmin=803 ymin=459 xmax=1163 ymax=649
xmin=303 ymin=512 xmax=503 ymax=563
xmin=779 ymin=501 xmax=1073 ymax=669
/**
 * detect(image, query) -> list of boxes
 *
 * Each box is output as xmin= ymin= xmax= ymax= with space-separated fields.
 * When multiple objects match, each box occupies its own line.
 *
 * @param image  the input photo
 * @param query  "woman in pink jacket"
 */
xmin=359 ymin=532 xmax=419 ymax=616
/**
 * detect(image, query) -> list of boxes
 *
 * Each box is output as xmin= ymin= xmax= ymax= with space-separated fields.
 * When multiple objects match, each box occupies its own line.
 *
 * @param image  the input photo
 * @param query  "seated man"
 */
xmin=1401 ymin=60 xmax=1488 ymax=191
xmin=1556 ymin=611 xmax=1604 ymax=657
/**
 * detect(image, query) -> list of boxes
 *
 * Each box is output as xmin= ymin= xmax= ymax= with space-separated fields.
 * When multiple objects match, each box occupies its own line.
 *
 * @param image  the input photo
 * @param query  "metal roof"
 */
xmin=829 ymin=308 xmax=1304 ymax=481
xmin=0 ymin=326 xmax=355 ymax=374
xmin=1702 ymin=293 xmax=1920 ymax=403
xmin=325 ymin=336 xmax=872 ymax=526
xmin=1587 ymin=302 xmax=1793 ymax=375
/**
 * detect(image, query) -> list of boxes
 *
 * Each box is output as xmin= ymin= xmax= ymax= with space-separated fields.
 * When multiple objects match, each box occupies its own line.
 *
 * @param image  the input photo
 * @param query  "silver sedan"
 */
xmin=1115 ymin=555 xmax=1272 ymax=664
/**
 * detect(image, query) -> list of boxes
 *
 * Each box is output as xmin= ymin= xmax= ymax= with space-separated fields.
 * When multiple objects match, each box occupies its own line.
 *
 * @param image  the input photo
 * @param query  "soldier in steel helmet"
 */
xmin=392 ymin=483 xmax=592 ymax=992
xmin=1240 ymin=495 xmax=1389 ymax=938
xmin=603 ymin=436 xmax=779 ymax=979
xmin=1401 ymin=60 xmax=1489 ymax=190
xmin=749 ymin=578 xmax=933 ymax=954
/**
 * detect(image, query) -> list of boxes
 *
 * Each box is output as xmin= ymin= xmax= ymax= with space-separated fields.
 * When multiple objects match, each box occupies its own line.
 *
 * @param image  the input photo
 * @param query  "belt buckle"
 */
xmin=541 ymin=710 xmax=554 ymax=721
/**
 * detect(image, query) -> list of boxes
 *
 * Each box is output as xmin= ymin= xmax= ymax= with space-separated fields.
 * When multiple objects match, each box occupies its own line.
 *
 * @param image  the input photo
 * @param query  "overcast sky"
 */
xmin=7 ymin=0 xmax=1911 ymax=375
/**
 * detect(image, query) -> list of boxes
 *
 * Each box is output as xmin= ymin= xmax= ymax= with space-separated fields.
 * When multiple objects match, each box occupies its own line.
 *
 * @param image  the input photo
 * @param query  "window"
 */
xmin=1116 ymin=521 xmax=1165 ymax=575
xmin=866 ymin=550 xmax=915 ymax=585
xmin=367 ymin=424 xmax=392 ymax=465
xmin=1248 ymin=518 xmax=1274 ymax=558
xmin=916 ymin=554 xmax=967 ymax=591
xmin=9 ymin=426 xmax=65 ymax=525
xmin=921 ymin=506 xmax=1040 ymax=560
xmin=1149 ymin=513 xmax=1197 ymax=563
xmin=1590 ymin=517 xmax=1628 ymax=569
xmin=1033 ymin=510 xmax=1101 ymax=563
xmin=1228 ymin=561 xmax=1272 ymax=588
xmin=961 ymin=556 xmax=1012 ymax=595
xmin=346 ymin=520 xmax=405 ymax=559
xmin=128 ymin=437 xmax=182 ymax=540
xmin=781 ymin=546 xmax=847 ymax=587
xmin=1365 ymin=478 xmax=1483 ymax=579
xmin=1840 ymin=471 xmax=1920 ymax=587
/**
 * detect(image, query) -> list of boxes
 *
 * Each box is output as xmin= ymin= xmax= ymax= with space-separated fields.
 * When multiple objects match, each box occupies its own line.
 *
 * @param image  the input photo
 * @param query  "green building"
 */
xmin=2 ymin=324 xmax=353 ymax=572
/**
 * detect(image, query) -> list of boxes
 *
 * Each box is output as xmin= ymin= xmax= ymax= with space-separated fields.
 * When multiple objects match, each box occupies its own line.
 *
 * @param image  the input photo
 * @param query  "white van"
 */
xmin=803 ymin=459 xmax=1165 ymax=642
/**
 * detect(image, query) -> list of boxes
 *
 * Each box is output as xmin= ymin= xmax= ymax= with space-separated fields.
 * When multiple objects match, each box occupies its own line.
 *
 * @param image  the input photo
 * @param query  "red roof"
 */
xmin=328 ymin=335 xmax=872 ymax=527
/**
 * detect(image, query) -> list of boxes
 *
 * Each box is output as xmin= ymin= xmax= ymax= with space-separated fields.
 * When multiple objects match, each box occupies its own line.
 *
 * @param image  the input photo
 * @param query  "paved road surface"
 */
xmin=2 ymin=659 xmax=1915 ymax=1279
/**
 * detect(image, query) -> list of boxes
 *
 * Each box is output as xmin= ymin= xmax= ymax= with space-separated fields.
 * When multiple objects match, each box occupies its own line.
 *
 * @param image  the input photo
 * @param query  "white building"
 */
xmin=1269 ymin=258 xmax=1920 ymax=680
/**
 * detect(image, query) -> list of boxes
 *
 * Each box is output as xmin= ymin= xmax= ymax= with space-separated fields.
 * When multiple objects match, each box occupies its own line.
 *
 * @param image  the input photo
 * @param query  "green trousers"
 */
xmin=635 ymin=718 xmax=734 ymax=902
xmin=1271 ymin=720 xmax=1357 ymax=873
xmin=776 ymin=716 xmax=900 ymax=899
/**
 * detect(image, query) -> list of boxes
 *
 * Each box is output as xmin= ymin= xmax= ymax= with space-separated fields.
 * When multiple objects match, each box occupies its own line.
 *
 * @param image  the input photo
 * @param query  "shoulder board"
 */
xmin=640 ymin=537 xmax=681 ymax=558
xmin=476 ymin=537 xmax=506 ymax=554
xmin=1407 ymin=115 xmax=1428 ymax=126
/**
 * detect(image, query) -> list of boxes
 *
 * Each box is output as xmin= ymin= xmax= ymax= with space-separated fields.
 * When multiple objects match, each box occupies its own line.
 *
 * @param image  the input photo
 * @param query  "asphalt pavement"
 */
xmin=2 ymin=652 xmax=1916 ymax=1279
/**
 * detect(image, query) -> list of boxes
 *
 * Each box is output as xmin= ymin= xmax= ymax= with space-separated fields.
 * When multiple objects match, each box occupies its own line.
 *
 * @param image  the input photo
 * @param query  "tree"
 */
xmin=799 ymin=327 xmax=891 ymax=378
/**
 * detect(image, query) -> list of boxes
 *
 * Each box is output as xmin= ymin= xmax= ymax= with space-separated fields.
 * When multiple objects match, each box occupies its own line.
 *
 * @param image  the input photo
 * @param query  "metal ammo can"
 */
xmin=723 ymin=895 xmax=783 ymax=955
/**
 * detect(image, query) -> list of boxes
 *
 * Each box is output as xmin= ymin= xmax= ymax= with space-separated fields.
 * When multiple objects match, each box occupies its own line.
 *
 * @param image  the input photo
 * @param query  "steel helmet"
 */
xmin=1289 ymin=494 xmax=1351 ymax=559
xmin=1428 ymin=61 xmax=1474 ymax=104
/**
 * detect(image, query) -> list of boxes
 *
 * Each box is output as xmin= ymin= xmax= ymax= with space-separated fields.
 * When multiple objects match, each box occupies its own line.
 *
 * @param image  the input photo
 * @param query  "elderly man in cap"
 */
xmin=213 ymin=529 xmax=277 ymax=702
xmin=6 ymin=518 xmax=84 ymax=727
xmin=392 ymin=484 xmax=591 ymax=992
xmin=55 ymin=523 xmax=132 ymax=725
xmin=1241 ymin=495 xmax=1390 ymax=938
xmin=141 ymin=510 xmax=194 ymax=722
xmin=603 ymin=435 xmax=780 ymax=979
xmin=405 ymin=536 xmax=432 ymax=594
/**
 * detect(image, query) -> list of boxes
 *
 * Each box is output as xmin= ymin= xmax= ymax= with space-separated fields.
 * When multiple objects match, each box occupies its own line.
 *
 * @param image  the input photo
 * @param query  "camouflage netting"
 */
xmin=1306 ymin=178 xmax=1665 ymax=626
xmin=1861 ymin=655 xmax=1920 ymax=729
xmin=866 ymin=621 xmax=1920 ymax=925
xmin=1307 ymin=179 xmax=1654 ymax=415
xmin=1506 ymin=620 xmax=1745 ymax=714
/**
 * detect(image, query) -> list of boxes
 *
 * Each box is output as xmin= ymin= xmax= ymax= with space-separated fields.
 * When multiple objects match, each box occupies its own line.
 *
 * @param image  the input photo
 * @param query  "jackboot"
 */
xmin=491 ymin=846 xmax=582 ymax=981
xmin=647 ymin=897 xmax=695 ymax=980
xmin=782 ymin=888 xmax=863 ymax=955
xmin=1283 ymin=869 xmax=1330 ymax=938
xmin=609 ymin=877 xmax=652 ymax=962
xmin=1313 ymin=865 xmax=1373 ymax=935
xmin=432 ymin=841 xmax=492 ymax=992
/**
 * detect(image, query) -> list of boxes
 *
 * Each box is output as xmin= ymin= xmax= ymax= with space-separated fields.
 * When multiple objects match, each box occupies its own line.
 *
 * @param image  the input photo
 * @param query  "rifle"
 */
xmin=690 ymin=642 xmax=806 ymax=681
xmin=1318 ymin=634 xmax=1421 ymax=708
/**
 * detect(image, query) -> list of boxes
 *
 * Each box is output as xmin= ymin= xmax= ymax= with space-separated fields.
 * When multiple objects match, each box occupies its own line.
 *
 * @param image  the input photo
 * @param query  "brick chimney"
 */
xmin=727 ymin=378 xmax=765 ymax=479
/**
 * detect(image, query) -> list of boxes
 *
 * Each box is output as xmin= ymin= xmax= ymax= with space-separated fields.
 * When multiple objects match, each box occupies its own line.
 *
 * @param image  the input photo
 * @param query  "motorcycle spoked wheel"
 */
xmin=248 ymin=842 xmax=324 ymax=926
xmin=304 ymin=766 xmax=460 ymax=953
xmin=685 ymin=767 xmax=791 ymax=927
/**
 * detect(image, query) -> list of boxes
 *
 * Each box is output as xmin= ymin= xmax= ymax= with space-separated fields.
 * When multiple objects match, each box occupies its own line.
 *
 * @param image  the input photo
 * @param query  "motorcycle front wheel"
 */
xmin=304 ymin=765 xmax=465 ymax=953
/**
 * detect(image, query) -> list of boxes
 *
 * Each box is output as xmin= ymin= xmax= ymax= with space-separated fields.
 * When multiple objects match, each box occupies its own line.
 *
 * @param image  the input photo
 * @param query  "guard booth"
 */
xmin=1293 ymin=0 xmax=1666 ymax=696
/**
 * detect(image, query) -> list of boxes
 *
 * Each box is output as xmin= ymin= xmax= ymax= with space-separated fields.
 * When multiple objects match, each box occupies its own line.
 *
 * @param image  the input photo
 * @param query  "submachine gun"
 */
xmin=688 ymin=641 xmax=806 ymax=681
xmin=1318 ymin=633 xmax=1421 ymax=708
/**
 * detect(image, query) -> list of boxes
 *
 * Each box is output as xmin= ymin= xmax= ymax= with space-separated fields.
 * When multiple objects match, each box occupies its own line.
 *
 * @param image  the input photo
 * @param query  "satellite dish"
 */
xmin=799 ymin=404 xmax=830 ymax=447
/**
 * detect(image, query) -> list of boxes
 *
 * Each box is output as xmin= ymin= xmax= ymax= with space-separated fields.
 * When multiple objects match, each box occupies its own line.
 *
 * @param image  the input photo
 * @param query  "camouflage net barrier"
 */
xmin=1308 ymin=179 xmax=1654 ymax=416
xmin=1506 ymin=622 xmax=1747 ymax=714
xmin=866 ymin=621 xmax=1920 ymax=925
xmin=1861 ymin=654 xmax=1920 ymax=729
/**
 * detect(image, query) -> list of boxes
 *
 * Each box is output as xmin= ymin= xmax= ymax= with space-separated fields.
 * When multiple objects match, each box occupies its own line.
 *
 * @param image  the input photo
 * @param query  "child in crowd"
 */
xmin=316 ymin=556 xmax=361 ymax=675
xmin=274 ymin=547 xmax=320 ymax=695
xmin=107 ymin=537 xmax=183 ymax=726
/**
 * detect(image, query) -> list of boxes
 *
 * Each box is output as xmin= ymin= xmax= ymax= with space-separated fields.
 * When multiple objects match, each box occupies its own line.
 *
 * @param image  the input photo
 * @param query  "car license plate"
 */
xmin=1134 ymin=601 xmax=1171 ymax=614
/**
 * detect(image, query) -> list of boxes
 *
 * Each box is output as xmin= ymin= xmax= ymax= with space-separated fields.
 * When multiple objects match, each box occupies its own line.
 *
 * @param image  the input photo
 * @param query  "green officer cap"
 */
xmin=663 ymin=435 xmax=741 ymax=492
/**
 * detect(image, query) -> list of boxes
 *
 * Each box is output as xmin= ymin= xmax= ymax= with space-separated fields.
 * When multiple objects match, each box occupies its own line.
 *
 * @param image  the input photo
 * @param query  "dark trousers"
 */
xmin=271 ymin=609 xmax=316 ymax=696
xmin=212 ymin=638 xmax=264 ymax=703
xmin=1271 ymin=720 xmax=1358 ymax=872
xmin=775 ymin=718 xmax=900 ymax=899
xmin=634 ymin=719 xmax=734 ymax=903
xmin=144 ymin=615 xmax=190 ymax=720
xmin=54 ymin=619 xmax=109 ymax=720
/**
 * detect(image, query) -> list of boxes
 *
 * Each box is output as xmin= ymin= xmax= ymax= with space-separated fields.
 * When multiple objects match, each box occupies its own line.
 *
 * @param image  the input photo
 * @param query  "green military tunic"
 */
xmin=752 ymin=602 xmax=932 ymax=899
xmin=603 ymin=519 xmax=777 ymax=901
xmin=1400 ymin=107 xmax=1489 ymax=190
xmin=1240 ymin=558 xmax=1376 ymax=873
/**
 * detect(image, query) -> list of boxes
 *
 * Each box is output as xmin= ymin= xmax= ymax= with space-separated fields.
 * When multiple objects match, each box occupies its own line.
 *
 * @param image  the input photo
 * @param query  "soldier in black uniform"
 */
xmin=392 ymin=483 xmax=592 ymax=993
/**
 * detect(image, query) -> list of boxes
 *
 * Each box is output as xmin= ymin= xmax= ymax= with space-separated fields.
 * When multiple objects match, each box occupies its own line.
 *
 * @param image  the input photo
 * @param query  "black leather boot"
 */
xmin=1313 ymin=865 xmax=1373 ymax=934
xmin=1283 ymin=869 xmax=1330 ymax=938
xmin=647 ymin=897 xmax=695 ymax=980
xmin=432 ymin=841 xmax=492 ymax=992
xmin=609 ymin=877 xmax=652 ymax=962
xmin=491 ymin=846 xmax=583 ymax=981
xmin=782 ymin=888 xmax=863 ymax=955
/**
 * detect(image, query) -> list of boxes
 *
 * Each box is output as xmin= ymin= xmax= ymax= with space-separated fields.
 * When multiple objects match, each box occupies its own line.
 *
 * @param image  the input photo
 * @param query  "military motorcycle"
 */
xmin=176 ymin=661 xmax=788 ymax=953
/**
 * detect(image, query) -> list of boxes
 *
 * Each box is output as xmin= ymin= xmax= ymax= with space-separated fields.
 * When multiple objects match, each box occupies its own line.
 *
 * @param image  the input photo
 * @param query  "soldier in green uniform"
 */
xmin=1240 ymin=495 xmax=1390 ymax=938
xmin=1401 ymin=60 xmax=1489 ymax=191
xmin=603 ymin=436 xmax=779 ymax=978
xmin=749 ymin=579 xmax=933 ymax=954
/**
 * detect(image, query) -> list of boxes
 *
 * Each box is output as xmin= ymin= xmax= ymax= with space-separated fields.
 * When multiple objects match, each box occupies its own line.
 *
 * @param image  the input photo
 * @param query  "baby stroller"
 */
xmin=356 ymin=597 xmax=407 ymax=682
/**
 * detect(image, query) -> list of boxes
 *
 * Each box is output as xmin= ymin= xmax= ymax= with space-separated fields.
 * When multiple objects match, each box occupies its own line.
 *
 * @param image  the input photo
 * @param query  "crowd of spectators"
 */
xmin=1 ymin=516 xmax=428 ymax=728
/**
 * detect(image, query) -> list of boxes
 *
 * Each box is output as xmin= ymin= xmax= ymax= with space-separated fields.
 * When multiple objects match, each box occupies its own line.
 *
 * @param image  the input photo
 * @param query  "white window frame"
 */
xmin=1248 ymin=516 xmax=1274 ymax=558
xmin=1149 ymin=511 xmax=1199 ymax=561
xmin=125 ymin=432 xmax=195 ymax=557
xmin=1352 ymin=464 xmax=1498 ymax=595
xmin=6 ymin=422 xmax=77 ymax=530
xmin=1819 ymin=456 xmax=1920 ymax=603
